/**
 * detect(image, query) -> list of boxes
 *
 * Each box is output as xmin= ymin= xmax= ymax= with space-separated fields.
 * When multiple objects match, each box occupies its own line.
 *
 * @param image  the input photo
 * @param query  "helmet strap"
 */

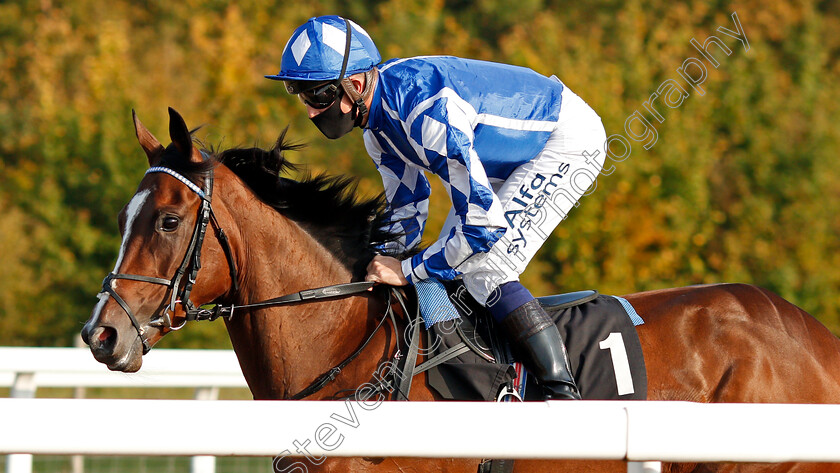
xmin=340 ymin=68 xmax=376 ymax=126
xmin=335 ymin=17 xmax=376 ymax=127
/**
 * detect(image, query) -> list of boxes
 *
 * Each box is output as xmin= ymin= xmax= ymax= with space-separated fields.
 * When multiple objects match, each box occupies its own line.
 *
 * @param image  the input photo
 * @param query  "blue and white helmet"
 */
xmin=265 ymin=16 xmax=380 ymax=83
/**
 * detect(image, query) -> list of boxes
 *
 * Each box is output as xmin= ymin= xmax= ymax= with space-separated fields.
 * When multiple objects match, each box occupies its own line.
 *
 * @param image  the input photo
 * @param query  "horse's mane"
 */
xmin=158 ymin=129 xmax=410 ymax=278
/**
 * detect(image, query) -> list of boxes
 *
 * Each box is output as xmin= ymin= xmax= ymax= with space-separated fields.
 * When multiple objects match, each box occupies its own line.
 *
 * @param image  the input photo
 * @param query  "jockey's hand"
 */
xmin=365 ymin=255 xmax=408 ymax=287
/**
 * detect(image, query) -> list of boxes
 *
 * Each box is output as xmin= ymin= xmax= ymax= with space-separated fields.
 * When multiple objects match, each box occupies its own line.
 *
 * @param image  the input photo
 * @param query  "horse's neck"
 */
xmin=221 ymin=185 xmax=381 ymax=399
xmin=245 ymin=212 xmax=348 ymax=301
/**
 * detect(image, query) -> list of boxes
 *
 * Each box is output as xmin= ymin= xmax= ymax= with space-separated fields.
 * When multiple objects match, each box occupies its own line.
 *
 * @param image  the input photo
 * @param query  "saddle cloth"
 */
xmin=419 ymin=280 xmax=648 ymax=401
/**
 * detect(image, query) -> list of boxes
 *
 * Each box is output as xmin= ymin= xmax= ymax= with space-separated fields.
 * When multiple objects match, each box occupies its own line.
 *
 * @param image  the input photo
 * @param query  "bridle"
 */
xmin=98 ymin=161 xmax=401 ymax=399
xmin=99 ymin=163 xmax=239 ymax=354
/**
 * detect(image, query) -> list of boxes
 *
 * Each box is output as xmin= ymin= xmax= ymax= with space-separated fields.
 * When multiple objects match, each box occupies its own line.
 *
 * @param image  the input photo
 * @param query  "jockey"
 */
xmin=266 ymin=15 xmax=607 ymax=401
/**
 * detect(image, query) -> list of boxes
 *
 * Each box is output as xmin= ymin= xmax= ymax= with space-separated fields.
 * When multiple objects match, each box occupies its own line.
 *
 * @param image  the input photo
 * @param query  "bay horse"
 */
xmin=81 ymin=108 xmax=840 ymax=473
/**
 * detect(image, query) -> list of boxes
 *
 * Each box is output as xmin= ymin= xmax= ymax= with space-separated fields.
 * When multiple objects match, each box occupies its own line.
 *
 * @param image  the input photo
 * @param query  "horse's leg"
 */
xmin=514 ymin=460 xmax=627 ymax=472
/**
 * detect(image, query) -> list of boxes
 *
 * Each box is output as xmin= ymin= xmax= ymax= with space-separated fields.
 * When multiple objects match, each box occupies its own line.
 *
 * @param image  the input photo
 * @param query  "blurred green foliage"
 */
xmin=0 ymin=0 xmax=838 ymax=348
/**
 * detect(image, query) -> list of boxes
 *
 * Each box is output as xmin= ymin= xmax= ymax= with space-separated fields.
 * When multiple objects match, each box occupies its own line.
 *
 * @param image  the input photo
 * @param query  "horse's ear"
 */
xmin=167 ymin=107 xmax=202 ymax=163
xmin=133 ymin=109 xmax=164 ymax=167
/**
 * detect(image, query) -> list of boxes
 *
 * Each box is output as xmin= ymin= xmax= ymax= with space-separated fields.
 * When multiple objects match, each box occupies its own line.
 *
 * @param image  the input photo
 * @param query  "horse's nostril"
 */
xmin=90 ymin=326 xmax=117 ymax=353
xmin=99 ymin=326 xmax=115 ymax=343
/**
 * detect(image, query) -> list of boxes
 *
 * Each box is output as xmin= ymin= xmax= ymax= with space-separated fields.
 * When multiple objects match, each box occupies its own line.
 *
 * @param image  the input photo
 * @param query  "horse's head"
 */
xmin=81 ymin=108 xmax=236 ymax=371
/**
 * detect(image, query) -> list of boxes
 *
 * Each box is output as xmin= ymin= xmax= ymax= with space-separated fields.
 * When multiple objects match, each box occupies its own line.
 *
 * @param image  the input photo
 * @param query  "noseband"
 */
xmin=98 ymin=164 xmax=238 ymax=354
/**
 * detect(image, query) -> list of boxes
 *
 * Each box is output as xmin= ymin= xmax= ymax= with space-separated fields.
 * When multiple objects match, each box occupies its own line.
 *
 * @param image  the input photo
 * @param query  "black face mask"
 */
xmin=310 ymin=90 xmax=357 ymax=140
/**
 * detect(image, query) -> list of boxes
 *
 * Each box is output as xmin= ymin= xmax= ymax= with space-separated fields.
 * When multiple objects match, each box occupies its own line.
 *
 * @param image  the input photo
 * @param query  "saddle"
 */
xmin=397 ymin=280 xmax=647 ymax=403
xmin=392 ymin=281 xmax=648 ymax=473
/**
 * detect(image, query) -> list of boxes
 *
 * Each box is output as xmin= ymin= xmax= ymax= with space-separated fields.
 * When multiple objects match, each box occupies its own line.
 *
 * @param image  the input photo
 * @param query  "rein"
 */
xmin=100 ymin=163 xmax=407 ymax=400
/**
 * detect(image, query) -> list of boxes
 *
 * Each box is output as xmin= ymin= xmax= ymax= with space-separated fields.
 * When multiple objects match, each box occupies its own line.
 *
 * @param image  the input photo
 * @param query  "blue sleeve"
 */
xmin=364 ymin=132 xmax=430 ymax=256
xmin=401 ymin=93 xmax=507 ymax=283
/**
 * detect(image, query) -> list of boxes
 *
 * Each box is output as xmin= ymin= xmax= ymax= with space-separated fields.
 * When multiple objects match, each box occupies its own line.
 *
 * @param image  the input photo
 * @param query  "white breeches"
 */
xmin=449 ymin=83 xmax=607 ymax=305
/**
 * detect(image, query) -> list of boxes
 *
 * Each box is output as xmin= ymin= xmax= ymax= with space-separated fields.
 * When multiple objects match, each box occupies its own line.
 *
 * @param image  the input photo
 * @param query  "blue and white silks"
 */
xmin=363 ymin=56 xmax=566 ymax=284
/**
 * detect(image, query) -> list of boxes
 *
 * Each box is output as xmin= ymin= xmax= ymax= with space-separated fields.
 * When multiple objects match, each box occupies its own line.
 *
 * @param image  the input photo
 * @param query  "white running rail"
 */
xmin=0 ymin=347 xmax=248 ymax=390
xmin=0 ymin=347 xmax=248 ymax=473
xmin=4 ymin=348 xmax=840 ymax=471
xmin=2 ymin=399 xmax=840 ymax=462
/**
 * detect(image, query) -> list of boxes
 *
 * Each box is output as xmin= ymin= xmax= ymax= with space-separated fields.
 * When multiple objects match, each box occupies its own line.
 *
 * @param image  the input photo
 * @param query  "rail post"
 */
xmin=7 ymin=372 xmax=36 ymax=473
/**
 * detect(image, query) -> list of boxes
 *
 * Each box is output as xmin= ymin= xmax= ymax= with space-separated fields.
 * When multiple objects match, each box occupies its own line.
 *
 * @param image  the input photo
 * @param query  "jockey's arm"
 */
xmin=365 ymin=134 xmax=431 ymax=255
xmin=396 ymin=99 xmax=507 ymax=285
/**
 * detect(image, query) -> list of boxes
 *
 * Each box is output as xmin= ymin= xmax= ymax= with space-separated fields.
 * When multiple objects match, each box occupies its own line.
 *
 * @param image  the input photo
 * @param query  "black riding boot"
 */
xmin=500 ymin=299 xmax=581 ymax=400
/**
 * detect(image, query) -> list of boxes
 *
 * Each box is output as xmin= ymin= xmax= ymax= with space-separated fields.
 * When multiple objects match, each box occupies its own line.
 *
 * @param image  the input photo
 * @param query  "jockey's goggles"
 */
xmin=285 ymin=80 xmax=342 ymax=109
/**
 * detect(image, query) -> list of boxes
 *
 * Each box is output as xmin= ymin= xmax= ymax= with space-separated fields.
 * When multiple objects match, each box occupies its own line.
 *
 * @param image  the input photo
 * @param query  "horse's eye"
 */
xmin=160 ymin=216 xmax=180 ymax=232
